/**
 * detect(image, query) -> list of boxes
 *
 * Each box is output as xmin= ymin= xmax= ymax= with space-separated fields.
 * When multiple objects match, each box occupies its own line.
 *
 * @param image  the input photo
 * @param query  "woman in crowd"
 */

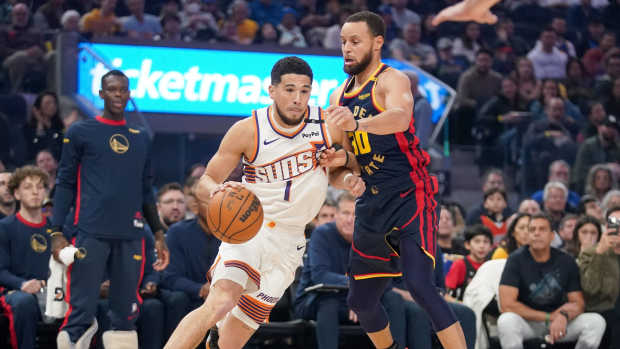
xmin=22 ymin=91 xmax=64 ymax=162
xmin=585 ymin=164 xmax=617 ymax=202
xmin=491 ymin=213 xmax=531 ymax=259
xmin=510 ymin=57 xmax=541 ymax=103
xmin=566 ymin=215 xmax=603 ymax=257
xmin=529 ymin=78 xmax=584 ymax=126
xmin=452 ymin=21 xmax=484 ymax=64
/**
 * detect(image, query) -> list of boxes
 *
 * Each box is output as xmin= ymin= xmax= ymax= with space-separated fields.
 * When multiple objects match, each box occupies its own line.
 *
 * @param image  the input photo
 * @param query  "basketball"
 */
xmin=201 ymin=186 xmax=263 ymax=244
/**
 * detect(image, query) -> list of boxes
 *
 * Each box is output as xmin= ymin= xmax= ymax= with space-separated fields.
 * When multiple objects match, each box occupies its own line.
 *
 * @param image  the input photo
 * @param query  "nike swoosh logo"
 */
xmin=297 ymin=244 xmax=305 ymax=251
xmin=400 ymin=188 xmax=414 ymax=198
xmin=263 ymin=138 xmax=280 ymax=145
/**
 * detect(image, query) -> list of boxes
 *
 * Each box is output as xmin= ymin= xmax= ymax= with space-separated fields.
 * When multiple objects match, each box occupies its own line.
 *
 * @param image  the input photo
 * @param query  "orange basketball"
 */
xmin=202 ymin=186 xmax=263 ymax=244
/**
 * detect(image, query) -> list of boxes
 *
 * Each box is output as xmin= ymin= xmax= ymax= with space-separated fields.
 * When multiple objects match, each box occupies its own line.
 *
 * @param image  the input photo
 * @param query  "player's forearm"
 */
xmin=50 ymin=185 xmax=75 ymax=229
xmin=328 ymin=167 xmax=354 ymax=190
xmin=358 ymin=108 xmax=411 ymax=135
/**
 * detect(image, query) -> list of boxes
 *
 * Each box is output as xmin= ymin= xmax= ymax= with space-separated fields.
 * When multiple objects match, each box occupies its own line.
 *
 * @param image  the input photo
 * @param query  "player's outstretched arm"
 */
xmin=432 ymin=0 xmax=501 ymax=26
xmin=327 ymin=69 xmax=413 ymax=135
xmin=195 ymin=119 xmax=251 ymax=202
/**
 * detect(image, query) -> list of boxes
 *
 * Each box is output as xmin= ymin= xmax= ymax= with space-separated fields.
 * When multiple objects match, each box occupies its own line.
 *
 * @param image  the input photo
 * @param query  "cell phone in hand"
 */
xmin=608 ymin=216 xmax=620 ymax=235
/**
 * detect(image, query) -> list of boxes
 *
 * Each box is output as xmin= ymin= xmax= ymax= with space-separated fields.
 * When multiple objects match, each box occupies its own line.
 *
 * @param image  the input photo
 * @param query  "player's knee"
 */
xmin=207 ymin=280 xmax=243 ymax=319
xmin=347 ymin=291 xmax=378 ymax=314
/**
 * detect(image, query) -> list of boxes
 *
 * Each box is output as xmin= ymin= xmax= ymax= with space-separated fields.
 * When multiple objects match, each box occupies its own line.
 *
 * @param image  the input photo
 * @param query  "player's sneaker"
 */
xmin=206 ymin=326 xmax=219 ymax=349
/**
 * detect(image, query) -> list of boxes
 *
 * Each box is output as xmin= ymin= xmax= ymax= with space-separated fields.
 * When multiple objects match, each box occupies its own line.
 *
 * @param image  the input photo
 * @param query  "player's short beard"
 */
xmin=344 ymin=48 xmax=373 ymax=76
xmin=275 ymin=104 xmax=304 ymax=126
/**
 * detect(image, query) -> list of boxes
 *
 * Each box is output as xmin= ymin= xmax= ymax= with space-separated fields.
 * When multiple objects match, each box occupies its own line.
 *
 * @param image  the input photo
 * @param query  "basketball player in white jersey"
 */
xmin=164 ymin=57 xmax=364 ymax=349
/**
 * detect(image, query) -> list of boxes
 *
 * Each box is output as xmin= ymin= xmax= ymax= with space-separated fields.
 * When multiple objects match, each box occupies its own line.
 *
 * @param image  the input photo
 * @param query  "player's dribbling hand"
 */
xmin=153 ymin=236 xmax=170 ymax=271
xmin=325 ymin=105 xmax=357 ymax=132
xmin=211 ymin=181 xmax=245 ymax=197
xmin=319 ymin=147 xmax=346 ymax=168
xmin=432 ymin=0 xmax=500 ymax=26
xmin=344 ymin=174 xmax=365 ymax=197
xmin=199 ymin=282 xmax=211 ymax=299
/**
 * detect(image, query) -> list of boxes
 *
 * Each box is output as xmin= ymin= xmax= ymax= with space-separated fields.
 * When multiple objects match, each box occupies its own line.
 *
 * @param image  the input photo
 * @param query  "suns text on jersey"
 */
xmin=246 ymin=149 xmax=318 ymax=183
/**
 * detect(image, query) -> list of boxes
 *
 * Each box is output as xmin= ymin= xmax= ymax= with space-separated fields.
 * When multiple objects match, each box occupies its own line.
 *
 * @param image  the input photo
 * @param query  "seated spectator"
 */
xmin=555 ymin=214 xmax=578 ymax=250
xmin=510 ymin=57 xmax=542 ymax=103
xmin=161 ymin=216 xmax=220 ymax=341
xmin=572 ymin=114 xmax=620 ymax=194
xmin=576 ymin=16 xmax=605 ymax=57
xmin=314 ymin=199 xmax=337 ymax=228
xmin=579 ymin=195 xmax=604 ymax=222
xmin=435 ymin=37 xmax=469 ymax=88
xmin=578 ymin=206 xmax=620 ymax=349
xmin=294 ymin=192 xmax=406 ymax=348
xmin=452 ymin=22 xmax=484 ymax=64
xmin=277 ymin=7 xmax=306 ymax=48
xmin=323 ymin=5 xmax=353 ymax=50
xmin=466 ymin=169 xmax=512 ymax=225
xmin=219 ymin=0 xmax=259 ymax=45
xmin=390 ymin=0 xmax=420 ymax=30
xmin=527 ymin=28 xmax=568 ymax=80
xmin=0 ymin=166 xmax=50 ymax=349
xmin=156 ymin=182 xmax=187 ymax=230
xmin=594 ymin=53 xmax=620 ymax=98
xmin=120 ymin=0 xmax=162 ymax=40
xmin=454 ymin=49 xmax=502 ymax=145
xmin=521 ymin=98 xmax=579 ymax=195
xmin=564 ymin=58 xmax=593 ymax=112
xmin=550 ymin=17 xmax=576 ymax=58
xmin=79 ymin=0 xmax=121 ymax=38
xmin=182 ymin=176 xmax=199 ymax=219
xmin=0 ymin=3 xmax=50 ymax=93
xmin=154 ymin=13 xmax=191 ymax=42
xmin=22 ymin=91 xmax=64 ymax=163
xmin=492 ymin=213 xmax=531 ymax=259
xmin=542 ymin=181 xmax=571 ymax=230
xmin=254 ymin=22 xmax=279 ymax=45
xmin=578 ymin=101 xmax=606 ymax=143
xmin=0 ymin=171 xmax=16 ymax=219
xmin=178 ymin=0 xmax=218 ymax=41
xmin=391 ymin=246 xmax=477 ymax=349
xmin=471 ymin=188 xmax=509 ymax=244
xmin=60 ymin=10 xmax=80 ymax=34
xmin=518 ymin=198 xmax=541 ymax=215
xmin=491 ymin=17 xmax=529 ymax=59
xmin=438 ymin=205 xmax=468 ymax=275
xmin=33 ymin=0 xmax=65 ymax=31
xmin=474 ymin=76 xmax=532 ymax=171
xmin=585 ymin=164 xmax=617 ymax=202
xmin=249 ymin=0 xmax=284 ymax=27
xmin=405 ymin=71 xmax=433 ymax=149
xmin=566 ymin=215 xmax=603 ymax=258
xmin=376 ymin=4 xmax=399 ymax=44
xmin=529 ymin=79 xmax=584 ymax=127
xmin=497 ymin=213 xmax=606 ymax=349
xmin=35 ymin=149 xmax=57 ymax=195
xmin=446 ymin=225 xmax=493 ymax=300
xmin=532 ymin=160 xmax=580 ymax=210
xmin=389 ymin=22 xmax=437 ymax=72
xmin=602 ymin=190 xmax=620 ymax=213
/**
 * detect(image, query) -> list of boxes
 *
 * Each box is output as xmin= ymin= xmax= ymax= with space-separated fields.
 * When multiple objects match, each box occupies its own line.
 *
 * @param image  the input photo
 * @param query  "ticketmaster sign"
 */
xmin=77 ymin=42 xmax=453 ymax=121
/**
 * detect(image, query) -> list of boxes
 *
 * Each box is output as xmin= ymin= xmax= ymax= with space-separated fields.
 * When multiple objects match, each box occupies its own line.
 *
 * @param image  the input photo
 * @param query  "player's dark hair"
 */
xmin=345 ymin=11 xmax=386 ymax=38
xmin=101 ymin=69 xmax=128 ymax=88
xmin=483 ymin=187 xmax=507 ymax=201
xmin=464 ymin=224 xmax=493 ymax=243
xmin=157 ymin=182 xmax=184 ymax=202
xmin=271 ymin=56 xmax=313 ymax=85
xmin=500 ymin=213 xmax=531 ymax=254
xmin=8 ymin=165 xmax=49 ymax=196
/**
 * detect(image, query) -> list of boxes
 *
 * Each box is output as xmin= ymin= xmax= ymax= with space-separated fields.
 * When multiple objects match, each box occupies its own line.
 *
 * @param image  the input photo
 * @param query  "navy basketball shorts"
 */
xmin=350 ymin=181 xmax=439 ymax=281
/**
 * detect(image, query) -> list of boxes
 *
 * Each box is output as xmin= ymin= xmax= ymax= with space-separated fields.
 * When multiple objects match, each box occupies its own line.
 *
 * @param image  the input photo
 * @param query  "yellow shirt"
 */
xmin=237 ymin=19 xmax=258 ymax=42
xmin=491 ymin=247 xmax=509 ymax=260
xmin=81 ymin=9 xmax=120 ymax=36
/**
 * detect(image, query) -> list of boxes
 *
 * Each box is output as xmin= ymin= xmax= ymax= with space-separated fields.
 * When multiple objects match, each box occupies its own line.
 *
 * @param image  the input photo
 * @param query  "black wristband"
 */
xmin=344 ymin=150 xmax=350 ymax=168
xmin=559 ymin=310 xmax=569 ymax=321
xmin=352 ymin=119 xmax=359 ymax=132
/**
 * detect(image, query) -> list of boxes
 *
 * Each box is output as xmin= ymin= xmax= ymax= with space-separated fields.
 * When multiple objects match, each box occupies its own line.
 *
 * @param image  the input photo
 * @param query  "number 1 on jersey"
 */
xmin=284 ymin=180 xmax=292 ymax=201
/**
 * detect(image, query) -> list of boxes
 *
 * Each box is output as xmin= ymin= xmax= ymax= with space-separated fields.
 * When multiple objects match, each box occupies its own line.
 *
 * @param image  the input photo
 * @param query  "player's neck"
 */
xmin=271 ymin=106 xmax=302 ymax=130
xmin=528 ymin=246 xmax=551 ymax=263
xmin=353 ymin=60 xmax=382 ymax=87
xmin=102 ymin=111 xmax=125 ymax=122
xmin=18 ymin=207 xmax=43 ymax=225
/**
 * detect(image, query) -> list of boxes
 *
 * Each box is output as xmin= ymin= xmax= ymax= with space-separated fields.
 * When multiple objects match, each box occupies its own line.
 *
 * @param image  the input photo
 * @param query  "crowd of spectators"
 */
xmin=1 ymin=0 xmax=620 ymax=348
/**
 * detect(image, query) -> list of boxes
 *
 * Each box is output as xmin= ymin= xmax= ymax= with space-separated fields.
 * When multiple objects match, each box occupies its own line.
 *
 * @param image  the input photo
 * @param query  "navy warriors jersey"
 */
xmin=0 ymin=214 xmax=51 ymax=290
xmin=52 ymin=116 xmax=155 ymax=239
xmin=242 ymin=106 xmax=331 ymax=230
xmin=339 ymin=63 xmax=435 ymax=194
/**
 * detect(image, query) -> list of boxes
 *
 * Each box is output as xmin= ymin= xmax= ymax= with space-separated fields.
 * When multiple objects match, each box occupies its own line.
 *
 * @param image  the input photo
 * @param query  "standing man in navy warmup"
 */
xmin=49 ymin=70 xmax=170 ymax=349
xmin=323 ymin=11 xmax=467 ymax=349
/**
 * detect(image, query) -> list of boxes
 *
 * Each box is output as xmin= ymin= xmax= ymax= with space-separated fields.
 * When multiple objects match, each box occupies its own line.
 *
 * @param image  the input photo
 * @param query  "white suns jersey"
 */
xmin=242 ymin=105 xmax=331 ymax=229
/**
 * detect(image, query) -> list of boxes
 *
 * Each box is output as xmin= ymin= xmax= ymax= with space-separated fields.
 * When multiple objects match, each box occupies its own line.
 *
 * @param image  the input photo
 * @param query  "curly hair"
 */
xmin=7 ymin=165 xmax=49 ymax=196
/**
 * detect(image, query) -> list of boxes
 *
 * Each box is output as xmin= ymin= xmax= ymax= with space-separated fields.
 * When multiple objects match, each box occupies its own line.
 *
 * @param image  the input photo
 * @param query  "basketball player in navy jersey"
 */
xmin=322 ymin=11 xmax=469 ymax=349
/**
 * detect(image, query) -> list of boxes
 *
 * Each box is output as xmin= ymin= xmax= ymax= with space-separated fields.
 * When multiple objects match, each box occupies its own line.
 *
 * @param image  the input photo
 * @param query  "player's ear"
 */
xmin=268 ymin=84 xmax=276 ymax=100
xmin=99 ymin=89 xmax=104 ymax=99
xmin=374 ymin=35 xmax=384 ymax=52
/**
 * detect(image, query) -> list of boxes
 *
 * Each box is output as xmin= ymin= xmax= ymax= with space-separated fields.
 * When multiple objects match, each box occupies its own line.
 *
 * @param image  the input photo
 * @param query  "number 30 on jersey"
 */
xmin=347 ymin=131 xmax=372 ymax=155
